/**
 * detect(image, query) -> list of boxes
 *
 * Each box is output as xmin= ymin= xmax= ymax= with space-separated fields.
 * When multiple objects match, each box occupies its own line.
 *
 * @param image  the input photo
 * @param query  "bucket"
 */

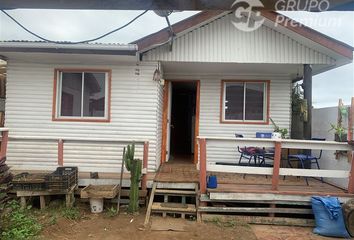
xmin=89 ymin=198 xmax=104 ymax=213
xmin=207 ymin=175 xmax=217 ymax=188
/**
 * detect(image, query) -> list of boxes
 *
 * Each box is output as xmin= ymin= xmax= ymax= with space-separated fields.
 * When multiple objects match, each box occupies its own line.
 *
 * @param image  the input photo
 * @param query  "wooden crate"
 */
xmin=81 ymin=184 xmax=118 ymax=199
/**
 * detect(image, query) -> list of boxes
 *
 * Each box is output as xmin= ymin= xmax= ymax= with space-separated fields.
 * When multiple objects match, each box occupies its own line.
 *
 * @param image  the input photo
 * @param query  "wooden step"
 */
xmin=155 ymin=189 xmax=196 ymax=196
xmin=152 ymin=202 xmax=197 ymax=213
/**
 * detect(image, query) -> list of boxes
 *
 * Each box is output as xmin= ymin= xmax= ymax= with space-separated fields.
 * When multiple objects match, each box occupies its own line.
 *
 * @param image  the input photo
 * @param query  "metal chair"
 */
xmin=287 ymin=138 xmax=325 ymax=185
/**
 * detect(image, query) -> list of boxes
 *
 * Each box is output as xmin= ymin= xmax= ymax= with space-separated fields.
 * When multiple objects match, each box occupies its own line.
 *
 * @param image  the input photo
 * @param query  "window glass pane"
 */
xmin=83 ymin=73 xmax=106 ymax=117
xmin=225 ymin=83 xmax=244 ymax=120
xmin=60 ymin=73 xmax=82 ymax=117
xmin=245 ymin=83 xmax=265 ymax=120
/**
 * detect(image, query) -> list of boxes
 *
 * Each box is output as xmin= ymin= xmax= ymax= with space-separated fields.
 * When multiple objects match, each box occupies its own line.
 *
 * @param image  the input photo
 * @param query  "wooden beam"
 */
xmin=199 ymin=138 xmax=207 ymax=194
xmin=303 ymin=64 xmax=312 ymax=140
xmin=349 ymin=97 xmax=354 ymax=142
xmin=348 ymin=151 xmax=354 ymax=193
xmin=0 ymin=130 xmax=8 ymax=159
xmin=202 ymin=214 xmax=315 ymax=227
xmin=160 ymin=81 xmax=169 ymax=164
xmin=58 ymin=139 xmax=63 ymax=166
xmin=142 ymin=141 xmax=149 ymax=191
xmin=271 ymin=141 xmax=281 ymax=191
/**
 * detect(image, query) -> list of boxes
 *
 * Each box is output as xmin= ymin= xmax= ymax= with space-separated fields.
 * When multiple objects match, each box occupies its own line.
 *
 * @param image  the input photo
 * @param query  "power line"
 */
xmin=0 ymin=9 xmax=149 ymax=44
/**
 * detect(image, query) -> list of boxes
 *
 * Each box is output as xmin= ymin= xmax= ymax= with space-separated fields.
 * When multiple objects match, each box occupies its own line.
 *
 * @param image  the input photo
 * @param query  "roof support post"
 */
xmin=303 ymin=64 xmax=312 ymax=140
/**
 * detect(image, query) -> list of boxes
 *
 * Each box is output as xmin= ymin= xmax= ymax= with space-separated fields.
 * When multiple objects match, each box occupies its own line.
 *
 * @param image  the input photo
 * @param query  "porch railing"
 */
xmin=198 ymin=137 xmax=354 ymax=194
xmin=1 ymin=131 xmax=149 ymax=190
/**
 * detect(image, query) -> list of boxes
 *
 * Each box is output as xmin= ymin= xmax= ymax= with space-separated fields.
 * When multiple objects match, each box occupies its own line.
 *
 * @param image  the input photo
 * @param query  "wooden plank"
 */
xmin=348 ymin=151 xmax=354 ymax=193
xmin=142 ymin=141 xmax=149 ymax=190
xmin=160 ymin=81 xmax=169 ymax=164
xmin=0 ymin=130 xmax=8 ymax=159
xmin=198 ymin=206 xmax=313 ymax=214
xmin=349 ymin=97 xmax=354 ymax=142
xmin=207 ymin=164 xmax=273 ymax=175
xmin=208 ymin=192 xmax=353 ymax=202
xmin=279 ymin=168 xmax=349 ymax=178
xmin=57 ymin=139 xmax=63 ymax=166
xmin=152 ymin=203 xmax=196 ymax=213
xmin=155 ymin=189 xmax=196 ymax=195
xmin=199 ymin=138 xmax=207 ymax=194
xmin=120 ymin=189 xmax=147 ymax=197
xmin=16 ymin=184 xmax=76 ymax=197
xmin=272 ymin=141 xmax=282 ymax=191
xmin=202 ymin=214 xmax=315 ymax=227
xmin=144 ymin=182 xmax=157 ymax=226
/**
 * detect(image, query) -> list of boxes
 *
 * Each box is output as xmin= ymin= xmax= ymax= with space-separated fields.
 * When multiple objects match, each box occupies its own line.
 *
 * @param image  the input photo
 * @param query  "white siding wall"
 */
xmin=312 ymin=107 xmax=350 ymax=189
xmin=6 ymin=61 xmax=160 ymax=173
xmin=143 ymin=13 xmax=334 ymax=65
xmin=165 ymin=74 xmax=292 ymax=164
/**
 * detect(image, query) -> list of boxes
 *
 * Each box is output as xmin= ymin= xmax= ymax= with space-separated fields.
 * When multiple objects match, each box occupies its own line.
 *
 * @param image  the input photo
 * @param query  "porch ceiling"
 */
xmin=161 ymin=62 xmax=328 ymax=80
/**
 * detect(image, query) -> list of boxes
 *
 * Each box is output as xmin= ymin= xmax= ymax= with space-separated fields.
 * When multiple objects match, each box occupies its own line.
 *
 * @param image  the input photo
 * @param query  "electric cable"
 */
xmin=0 ymin=9 xmax=148 ymax=44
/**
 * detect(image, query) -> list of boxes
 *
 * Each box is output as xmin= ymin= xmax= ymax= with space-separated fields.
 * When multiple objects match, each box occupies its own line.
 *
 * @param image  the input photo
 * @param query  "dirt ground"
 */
xmin=40 ymin=208 xmax=256 ymax=240
xmin=38 ymin=203 xmax=345 ymax=240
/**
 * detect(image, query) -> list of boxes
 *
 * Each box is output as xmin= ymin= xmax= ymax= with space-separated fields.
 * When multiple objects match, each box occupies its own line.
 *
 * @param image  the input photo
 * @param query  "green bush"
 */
xmin=1 ymin=200 xmax=42 ymax=240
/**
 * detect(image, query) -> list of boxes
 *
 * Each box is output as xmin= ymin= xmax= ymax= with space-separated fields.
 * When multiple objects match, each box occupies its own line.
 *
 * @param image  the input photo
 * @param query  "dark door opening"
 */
xmin=169 ymin=82 xmax=197 ymax=163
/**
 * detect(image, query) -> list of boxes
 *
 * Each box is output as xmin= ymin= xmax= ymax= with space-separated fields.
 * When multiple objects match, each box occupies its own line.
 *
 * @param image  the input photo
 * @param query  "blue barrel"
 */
xmin=207 ymin=175 xmax=217 ymax=188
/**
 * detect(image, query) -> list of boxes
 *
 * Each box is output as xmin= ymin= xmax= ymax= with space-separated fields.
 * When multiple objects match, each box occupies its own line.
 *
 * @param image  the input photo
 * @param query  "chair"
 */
xmin=236 ymin=134 xmax=264 ymax=166
xmin=287 ymin=138 xmax=325 ymax=185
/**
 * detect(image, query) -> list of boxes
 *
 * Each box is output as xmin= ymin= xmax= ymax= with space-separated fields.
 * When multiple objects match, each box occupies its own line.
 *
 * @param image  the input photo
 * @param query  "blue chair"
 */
xmin=287 ymin=138 xmax=325 ymax=185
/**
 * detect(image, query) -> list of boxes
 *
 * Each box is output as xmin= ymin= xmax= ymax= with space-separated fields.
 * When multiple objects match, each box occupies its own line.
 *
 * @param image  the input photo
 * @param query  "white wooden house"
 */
xmin=0 ymin=11 xmax=352 ymax=177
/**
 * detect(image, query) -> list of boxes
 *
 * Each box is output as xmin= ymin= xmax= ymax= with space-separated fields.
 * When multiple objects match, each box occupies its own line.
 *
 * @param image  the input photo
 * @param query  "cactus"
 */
xmin=123 ymin=143 xmax=142 ymax=213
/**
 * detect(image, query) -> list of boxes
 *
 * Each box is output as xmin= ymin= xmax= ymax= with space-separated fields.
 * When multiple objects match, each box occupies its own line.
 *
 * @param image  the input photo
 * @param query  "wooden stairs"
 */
xmin=144 ymin=181 xmax=200 ymax=225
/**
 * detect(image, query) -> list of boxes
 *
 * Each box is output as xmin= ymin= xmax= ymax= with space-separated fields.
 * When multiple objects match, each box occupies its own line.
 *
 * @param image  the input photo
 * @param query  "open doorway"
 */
xmin=163 ymin=81 xmax=199 ymax=164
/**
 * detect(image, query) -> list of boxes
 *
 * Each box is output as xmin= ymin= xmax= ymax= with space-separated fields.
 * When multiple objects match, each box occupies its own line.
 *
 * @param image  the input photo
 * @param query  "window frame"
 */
xmin=220 ymin=80 xmax=270 ymax=124
xmin=52 ymin=68 xmax=111 ymax=122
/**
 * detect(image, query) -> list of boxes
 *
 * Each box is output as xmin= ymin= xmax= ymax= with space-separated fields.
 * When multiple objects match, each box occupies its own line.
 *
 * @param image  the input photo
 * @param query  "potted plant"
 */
xmin=329 ymin=123 xmax=347 ymax=142
xmin=270 ymin=118 xmax=288 ymax=139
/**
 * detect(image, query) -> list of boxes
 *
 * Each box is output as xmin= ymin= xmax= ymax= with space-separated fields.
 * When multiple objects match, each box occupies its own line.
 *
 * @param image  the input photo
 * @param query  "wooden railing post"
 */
xmin=0 ymin=130 xmax=9 ymax=159
xmin=271 ymin=141 xmax=282 ymax=191
xmin=199 ymin=138 xmax=207 ymax=194
xmin=348 ymin=151 xmax=354 ymax=193
xmin=58 ymin=139 xmax=64 ymax=166
xmin=142 ymin=141 xmax=149 ymax=191
xmin=348 ymin=97 xmax=354 ymax=142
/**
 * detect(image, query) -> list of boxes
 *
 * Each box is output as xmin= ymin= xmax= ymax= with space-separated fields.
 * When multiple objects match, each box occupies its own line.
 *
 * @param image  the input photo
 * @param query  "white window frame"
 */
xmin=55 ymin=70 xmax=109 ymax=121
xmin=222 ymin=81 xmax=268 ymax=123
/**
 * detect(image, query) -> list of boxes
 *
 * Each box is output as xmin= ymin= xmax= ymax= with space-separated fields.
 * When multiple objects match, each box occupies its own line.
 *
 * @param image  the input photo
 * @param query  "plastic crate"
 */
xmin=12 ymin=172 xmax=47 ymax=191
xmin=45 ymin=167 xmax=78 ymax=192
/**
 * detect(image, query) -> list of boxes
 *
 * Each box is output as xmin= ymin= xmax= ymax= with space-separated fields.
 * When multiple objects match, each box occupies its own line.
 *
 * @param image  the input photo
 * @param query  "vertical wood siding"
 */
xmin=6 ymin=62 xmax=160 ymax=173
xmin=142 ymin=13 xmax=334 ymax=65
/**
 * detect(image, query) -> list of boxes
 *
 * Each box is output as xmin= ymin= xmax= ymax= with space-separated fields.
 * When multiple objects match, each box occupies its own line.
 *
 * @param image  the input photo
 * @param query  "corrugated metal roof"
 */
xmin=0 ymin=40 xmax=138 ymax=55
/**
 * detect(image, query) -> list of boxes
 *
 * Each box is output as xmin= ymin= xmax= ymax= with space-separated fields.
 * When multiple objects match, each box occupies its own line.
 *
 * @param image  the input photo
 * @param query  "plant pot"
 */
xmin=271 ymin=132 xmax=282 ymax=140
xmin=335 ymin=133 xmax=347 ymax=142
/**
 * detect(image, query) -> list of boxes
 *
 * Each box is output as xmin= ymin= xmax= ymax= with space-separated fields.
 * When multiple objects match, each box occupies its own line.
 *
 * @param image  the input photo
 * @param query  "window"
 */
xmin=53 ymin=69 xmax=111 ymax=122
xmin=221 ymin=80 xmax=269 ymax=124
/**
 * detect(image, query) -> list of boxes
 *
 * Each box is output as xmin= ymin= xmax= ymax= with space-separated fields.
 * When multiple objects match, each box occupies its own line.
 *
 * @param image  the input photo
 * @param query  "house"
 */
xmin=0 ymin=11 xmax=352 ymax=180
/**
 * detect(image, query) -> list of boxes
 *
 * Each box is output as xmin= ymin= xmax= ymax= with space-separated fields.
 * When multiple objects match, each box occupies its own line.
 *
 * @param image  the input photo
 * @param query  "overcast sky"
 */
xmin=0 ymin=9 xmax=353 ymax=108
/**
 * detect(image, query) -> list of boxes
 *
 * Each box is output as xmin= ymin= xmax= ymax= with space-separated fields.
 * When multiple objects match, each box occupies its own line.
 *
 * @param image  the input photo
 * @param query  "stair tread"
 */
xmin=155 ymin=189 xmax=197 ymax=195
xmin=151 ymin=202 xmax=197 ymax=212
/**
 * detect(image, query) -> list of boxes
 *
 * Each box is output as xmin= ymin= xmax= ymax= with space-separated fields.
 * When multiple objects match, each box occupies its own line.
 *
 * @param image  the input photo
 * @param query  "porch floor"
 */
xmin=154 ymin=162 xmax=199 ymax=183
xmin=208 ymin=172 xmax=352 ymax=197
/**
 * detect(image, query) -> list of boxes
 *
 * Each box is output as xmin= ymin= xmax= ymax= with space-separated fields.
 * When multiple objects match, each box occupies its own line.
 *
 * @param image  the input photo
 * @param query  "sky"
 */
xmin=0 ymin=9 xmax=353 ymax=108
